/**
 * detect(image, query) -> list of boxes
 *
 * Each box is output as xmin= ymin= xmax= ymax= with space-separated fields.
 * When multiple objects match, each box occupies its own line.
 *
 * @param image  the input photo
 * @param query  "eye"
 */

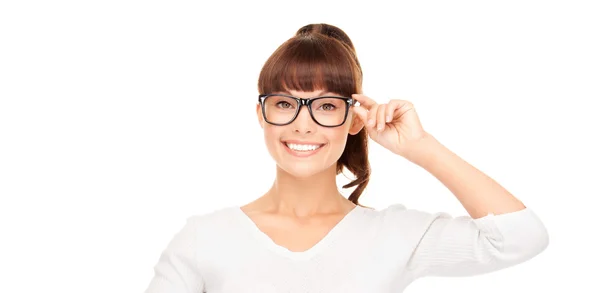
xmin=320 ymin=103 xmax=337 ymax=111
xmin=276 ymin=101 xmax=293 ymax=109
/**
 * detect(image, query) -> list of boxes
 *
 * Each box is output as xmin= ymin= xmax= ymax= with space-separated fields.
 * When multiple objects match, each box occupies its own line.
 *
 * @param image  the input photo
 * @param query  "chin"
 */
xmin=278 ymin=162 xmax=327 ymax=179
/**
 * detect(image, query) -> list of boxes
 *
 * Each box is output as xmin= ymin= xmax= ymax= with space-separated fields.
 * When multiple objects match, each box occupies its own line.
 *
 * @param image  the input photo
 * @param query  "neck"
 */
xmin=263 ymin=165 xmax=352 ymax=217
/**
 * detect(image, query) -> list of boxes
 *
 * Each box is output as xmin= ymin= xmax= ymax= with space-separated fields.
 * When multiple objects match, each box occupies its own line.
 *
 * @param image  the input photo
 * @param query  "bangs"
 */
xmin=258 ymin=34 xmax=362 ymax=97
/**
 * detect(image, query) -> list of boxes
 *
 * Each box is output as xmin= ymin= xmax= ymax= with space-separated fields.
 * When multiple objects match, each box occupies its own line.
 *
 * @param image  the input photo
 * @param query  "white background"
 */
xmin=1 ymin=0 xmax=599 ymax=292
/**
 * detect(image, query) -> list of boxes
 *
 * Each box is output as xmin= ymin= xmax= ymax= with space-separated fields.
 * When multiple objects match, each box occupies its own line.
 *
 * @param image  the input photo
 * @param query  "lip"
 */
xmin=282 ymin=140 xmax=325 ymax=145
xmin=281 ymin=141 xmax=326 ymax=158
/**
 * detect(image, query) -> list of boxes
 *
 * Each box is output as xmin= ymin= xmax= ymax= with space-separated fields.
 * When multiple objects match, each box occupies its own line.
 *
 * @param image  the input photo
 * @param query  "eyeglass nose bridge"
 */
xmin=296 ymin=97 xmax=312 ymax=107
xmin=292 ymin=98 xmax=315 ymax=122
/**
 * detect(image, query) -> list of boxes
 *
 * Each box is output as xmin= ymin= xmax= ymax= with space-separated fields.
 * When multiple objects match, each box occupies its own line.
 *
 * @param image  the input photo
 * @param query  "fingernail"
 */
xmin=386 ymin=116 xmax=391 ymax=122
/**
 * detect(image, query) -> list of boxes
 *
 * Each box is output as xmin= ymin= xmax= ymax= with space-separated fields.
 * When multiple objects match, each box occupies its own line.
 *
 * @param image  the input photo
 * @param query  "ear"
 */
xmin=256 ymin=103 xmax=265 ymax=128
xmin=348 ymin=112 xmax=364 ymax=135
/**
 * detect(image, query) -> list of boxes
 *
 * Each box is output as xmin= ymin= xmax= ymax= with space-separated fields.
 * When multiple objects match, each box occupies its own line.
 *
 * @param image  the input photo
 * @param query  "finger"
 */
xmin=377 ymin=103 xmax=387 ymax=131
xmin=385 ymin=100 xmax=403 ymax=122
xmin=352 ymin=94 xmax=377 ymax=109
xmin=367 ymin=104 xmax=379 ymax=129
xmin=398 ymin=100 xmax=416 ymax=117
xmin=387 ymin=99 xmax=414 ymax=119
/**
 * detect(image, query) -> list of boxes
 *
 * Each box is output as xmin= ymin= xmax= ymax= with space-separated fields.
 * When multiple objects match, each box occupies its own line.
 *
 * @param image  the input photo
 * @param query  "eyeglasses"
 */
xmin=258 ymin=94 xmax=355 ymax=127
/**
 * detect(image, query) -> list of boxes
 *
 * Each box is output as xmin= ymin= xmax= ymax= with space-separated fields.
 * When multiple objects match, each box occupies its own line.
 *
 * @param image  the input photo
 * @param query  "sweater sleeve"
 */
xmin=405 ymin=207 xmax=549 ymax=278
xmin=144 ymin=217 xmax=205 ymax=293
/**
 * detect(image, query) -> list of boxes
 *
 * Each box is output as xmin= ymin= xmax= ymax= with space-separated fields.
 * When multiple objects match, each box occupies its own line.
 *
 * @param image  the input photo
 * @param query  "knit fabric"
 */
xmin=144 ymin=204 xmax=548 ymax=293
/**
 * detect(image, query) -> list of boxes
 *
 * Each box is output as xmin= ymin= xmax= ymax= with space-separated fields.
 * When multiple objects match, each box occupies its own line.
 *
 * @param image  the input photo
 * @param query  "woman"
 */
xmin=144 ymin=23 xmax=549 ymax=293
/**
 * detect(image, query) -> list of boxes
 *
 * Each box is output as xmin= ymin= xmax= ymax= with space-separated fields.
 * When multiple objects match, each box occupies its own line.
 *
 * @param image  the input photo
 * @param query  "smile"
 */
xmin=285 ymin=143 xmax=323 ymax=151
xmin=282 ymin=141 xmax=326 ymax=157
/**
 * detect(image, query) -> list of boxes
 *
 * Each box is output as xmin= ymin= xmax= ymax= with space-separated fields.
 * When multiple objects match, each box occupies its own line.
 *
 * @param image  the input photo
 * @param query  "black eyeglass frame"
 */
xmin=258 ymin=94 xmax=355 ymax=127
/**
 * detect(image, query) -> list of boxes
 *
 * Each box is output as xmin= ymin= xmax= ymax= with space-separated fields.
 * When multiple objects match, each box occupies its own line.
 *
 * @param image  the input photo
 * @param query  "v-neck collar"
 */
xmin=232 ymin=205 xmax=362 ymax=261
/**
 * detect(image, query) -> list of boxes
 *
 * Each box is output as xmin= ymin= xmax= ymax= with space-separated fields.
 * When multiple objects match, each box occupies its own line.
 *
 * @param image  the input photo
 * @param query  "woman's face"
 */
xmin=256 ymin=89 xmax=363 ymax=178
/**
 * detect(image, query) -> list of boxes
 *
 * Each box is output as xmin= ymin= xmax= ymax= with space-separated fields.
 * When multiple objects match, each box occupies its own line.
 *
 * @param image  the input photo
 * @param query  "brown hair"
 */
xmin=257 ymin=23 xmax=371 ymax=205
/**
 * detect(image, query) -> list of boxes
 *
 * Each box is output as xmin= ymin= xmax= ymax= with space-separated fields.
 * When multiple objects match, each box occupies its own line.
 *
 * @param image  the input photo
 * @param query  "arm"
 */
xmin=401 ymin=134 xmax=548 ymax=278
xmin=351 ymin=95 xmax=548 ymax=277
xmin=404 ymin=208 xmax=549 ymax=278
xmin=144 ymin=218 xmax=205 ymax=293
xmin=404 ymin=133 xmax=526 ymax=219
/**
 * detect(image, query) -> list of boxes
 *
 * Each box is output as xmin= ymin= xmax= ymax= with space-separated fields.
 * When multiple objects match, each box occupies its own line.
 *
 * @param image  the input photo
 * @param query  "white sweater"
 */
xmin=144 ymin=204 xmax=549 ymax=293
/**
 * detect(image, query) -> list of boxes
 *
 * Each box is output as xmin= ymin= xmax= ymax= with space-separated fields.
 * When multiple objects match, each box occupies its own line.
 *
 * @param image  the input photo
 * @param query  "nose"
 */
xmin=292 ymin=105 xmax=316 ymax=134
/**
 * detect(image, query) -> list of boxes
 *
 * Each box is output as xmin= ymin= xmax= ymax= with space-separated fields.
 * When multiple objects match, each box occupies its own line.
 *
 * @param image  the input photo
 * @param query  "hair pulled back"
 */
xmin=258 ymin=23 xmax=370 ymax=205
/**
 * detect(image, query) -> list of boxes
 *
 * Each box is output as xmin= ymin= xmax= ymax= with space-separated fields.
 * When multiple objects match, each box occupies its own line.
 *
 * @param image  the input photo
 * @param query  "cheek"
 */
xmin=263 ymin=126 xmax=282 ymax=153
xmin=325 ymin=129 xmax=350 ymax=154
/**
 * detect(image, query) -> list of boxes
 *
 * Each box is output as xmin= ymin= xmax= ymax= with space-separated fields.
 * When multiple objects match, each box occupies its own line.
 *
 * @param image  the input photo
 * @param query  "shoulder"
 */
xmin=358 ymin=203 xmax=453 ymax=241
xmin=360 ymin=203 xmax=450 ymax=223
xmin=185 ymin=206 xmax=240 ymax=231
xmin=343 ymin=204 xmax=456 ymax=262
xmin=170 ymin=206 xmax=248 ymax=253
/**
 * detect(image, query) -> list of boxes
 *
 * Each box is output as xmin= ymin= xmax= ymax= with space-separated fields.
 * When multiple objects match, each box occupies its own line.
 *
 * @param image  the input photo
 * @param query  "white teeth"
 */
xmin=286 ymin=143 xmax=322 ymax=151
